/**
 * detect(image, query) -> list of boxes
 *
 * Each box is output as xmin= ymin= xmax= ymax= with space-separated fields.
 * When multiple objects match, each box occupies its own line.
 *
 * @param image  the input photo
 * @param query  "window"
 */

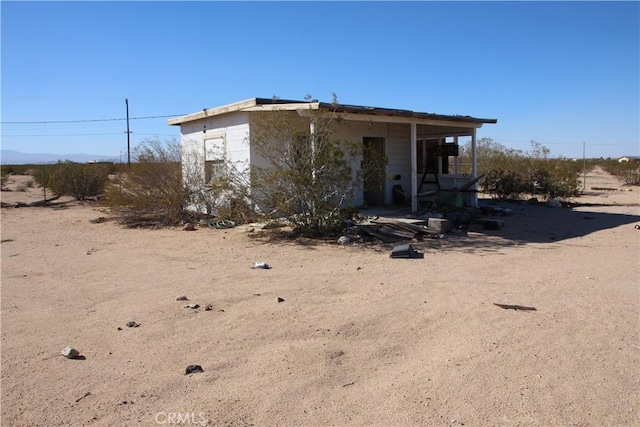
xmin=204 ymin=136 xmax=226 ymax=183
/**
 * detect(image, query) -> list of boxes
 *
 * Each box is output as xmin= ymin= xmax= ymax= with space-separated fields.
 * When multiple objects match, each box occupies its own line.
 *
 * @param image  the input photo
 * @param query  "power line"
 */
xmin=1 ymin=133 xmax=178 ymax=137
xmin=0 ymin=114 xmax=185 ymax=124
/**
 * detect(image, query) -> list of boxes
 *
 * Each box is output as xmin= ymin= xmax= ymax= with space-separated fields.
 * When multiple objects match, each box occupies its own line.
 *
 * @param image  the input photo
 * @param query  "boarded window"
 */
xmin=204 ymin=137 xmax=226 ymax=183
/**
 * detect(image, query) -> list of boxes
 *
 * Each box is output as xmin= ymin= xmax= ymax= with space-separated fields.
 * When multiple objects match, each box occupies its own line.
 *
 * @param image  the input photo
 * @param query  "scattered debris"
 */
xmin=390 ymin=244 xmax=424 ymax=259
xmin=75 ymin=392 xmax=92 ymax=403
xmin=126 ymin=321 xmax=141 ymax=328
xmin=427 ymin=218 xmax=451 ymax=234
xmin=183 ymin=222 xmax=196 ymax=231
xmin=205 ymin=304 xmax=213 ymax=311
xmin=591 ymin=187 xmax=619 ymax=191
xmin=493 ymin=303 xmax=537 ymax=311
xmin=61 ymin=346 xmax=80 ymax=359
xmin=277 ymin=297 xmax=285 ymax=303
xmin=251 ymin=262 xmax=271 ymax=269
xmin=1 ymin=196 xmax=63 ymax=209
xmin=342 ymin=381 xmax=355 ymax=387
xmin=176 ymin=296 xmax=189 ymax=301
xmin=185 ymin=304 xmax=200 ymax=309
xmin=209 ymin=220 xmax=235 ymax=229
xmin=89 ymin=217 xmax=108 ymax=224
xmin=185 ymin=365 xmax=204 ymax=375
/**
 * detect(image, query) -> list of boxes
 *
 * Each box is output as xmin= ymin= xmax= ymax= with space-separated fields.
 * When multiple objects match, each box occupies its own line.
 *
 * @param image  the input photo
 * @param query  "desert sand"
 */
xmin=1 ymin=167 xmax=639 ymax=427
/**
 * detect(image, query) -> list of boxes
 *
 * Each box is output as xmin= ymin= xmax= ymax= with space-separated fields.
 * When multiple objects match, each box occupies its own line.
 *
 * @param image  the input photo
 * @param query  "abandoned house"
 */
xmin=168 ymin=98 xmax=497 ymax=213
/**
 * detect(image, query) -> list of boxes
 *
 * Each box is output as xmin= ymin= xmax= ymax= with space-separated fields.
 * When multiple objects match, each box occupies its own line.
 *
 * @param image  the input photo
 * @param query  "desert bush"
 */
xmin=460 ymin=139 xmax=582 ymax=200
xmin=526 ymin=158 xmax=582 ymax=198
xmin=32 ymin=161 xmax=109 ymax=199
xmin=244 ymin=95 xmax=382 ymax=237
xmin=105 ymin=138 xmax=190 ymax=226
xmin=601 ymin=160 xmax=640 ymax=185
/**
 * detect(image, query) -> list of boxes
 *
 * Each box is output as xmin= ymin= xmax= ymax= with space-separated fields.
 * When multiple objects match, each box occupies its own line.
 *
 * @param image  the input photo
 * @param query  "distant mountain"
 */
xmin=0 ymin=149 xmax=120 ymax=165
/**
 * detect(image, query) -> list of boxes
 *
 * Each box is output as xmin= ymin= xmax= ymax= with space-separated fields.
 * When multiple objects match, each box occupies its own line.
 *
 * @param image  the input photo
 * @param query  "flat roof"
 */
xmin=167 ymin=97 xmax=497 ymax=127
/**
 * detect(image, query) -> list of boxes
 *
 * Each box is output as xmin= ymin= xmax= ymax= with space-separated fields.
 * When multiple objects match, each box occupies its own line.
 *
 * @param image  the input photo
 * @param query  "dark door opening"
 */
xmin=363 ymin=137 xmax=385 ymax=205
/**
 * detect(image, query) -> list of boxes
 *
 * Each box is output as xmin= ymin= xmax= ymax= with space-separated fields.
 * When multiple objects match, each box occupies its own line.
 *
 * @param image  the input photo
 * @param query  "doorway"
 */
xmin=363 ymin=137 xmax=385 ymax=205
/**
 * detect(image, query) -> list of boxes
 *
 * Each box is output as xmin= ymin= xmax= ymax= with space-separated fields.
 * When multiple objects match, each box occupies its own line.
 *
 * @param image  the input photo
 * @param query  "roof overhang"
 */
xmin=167 ymin=97 xmax=497 ymax=128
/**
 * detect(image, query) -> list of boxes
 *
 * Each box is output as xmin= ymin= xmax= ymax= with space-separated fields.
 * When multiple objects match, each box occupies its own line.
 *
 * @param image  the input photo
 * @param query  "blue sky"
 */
xmin=1 ymin=1 xmax=639 ymax=160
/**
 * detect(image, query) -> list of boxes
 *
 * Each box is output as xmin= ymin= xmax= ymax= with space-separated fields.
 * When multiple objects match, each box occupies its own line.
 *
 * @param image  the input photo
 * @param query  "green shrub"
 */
xmin=244 ymin=96 xmax=380 ymax=237
xmin=33 ymin=161 xmax=109 ymax=199
xmin=461 ymin=139 xmax=582 ymax=200
xmin=601 ymin=160 xmax=640 ymax=185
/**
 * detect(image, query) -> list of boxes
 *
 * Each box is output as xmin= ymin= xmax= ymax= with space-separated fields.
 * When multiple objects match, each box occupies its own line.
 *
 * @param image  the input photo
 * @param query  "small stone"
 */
xmin=185 ymin=304 xmax=200 ymax=309
xmin=251 ymin=262 xmax=270 ymax=269
xmin=277 ymin=297 xmax=285 ymax=303
xmin=185 ymin=365 xmax=204 ymax=375
xmin=117 ymin=327 xmax=122 ymax=331
xmin=183 ymin=223 xmax=195 ymax=231
xmin=62 ymin=346 xmax=80 ymax=359
xmin=337 ymin=236 xmax=350 ymax=245
xmin=176 ymin=296 xmax=188 ymax=301
xmin=205 ymin=304 xmax=213 ymax=311
xmin=126 ymin=321 xmax=140 ymax=328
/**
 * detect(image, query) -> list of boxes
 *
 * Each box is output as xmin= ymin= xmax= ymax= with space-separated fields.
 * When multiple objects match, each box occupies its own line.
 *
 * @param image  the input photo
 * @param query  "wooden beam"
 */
xmin=411 ymin=123 xmax=418 ymax=213
xmin=168 ymin=98 xmax=261 ymax=125
xmin=336 ymin=112 xmax=484 ymax=128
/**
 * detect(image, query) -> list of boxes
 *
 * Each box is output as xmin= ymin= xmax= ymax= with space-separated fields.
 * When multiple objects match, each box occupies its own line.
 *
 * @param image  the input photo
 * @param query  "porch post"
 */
xmin=454 ymin=136 xmax=459 ymax=174
xmin=411 ymin=123 xmax=418 ymax=213
xmin=471 ymin=129 xmax=478 ymax=207
xmin=310 ymin=121 xmax=316 ymax=181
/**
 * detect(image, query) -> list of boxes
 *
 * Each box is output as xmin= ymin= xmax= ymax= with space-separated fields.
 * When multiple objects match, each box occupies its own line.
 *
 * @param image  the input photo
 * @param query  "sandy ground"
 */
xmin=1 ymin=167 xmax=639 ymax=427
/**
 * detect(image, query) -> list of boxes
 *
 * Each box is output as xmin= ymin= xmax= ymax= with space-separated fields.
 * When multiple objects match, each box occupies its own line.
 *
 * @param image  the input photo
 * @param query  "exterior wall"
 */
xmin=179 ymin=109 xmax=479 ymax=211
xmin=180 ymin=112 xmax=251 ymax=213
xmin=330 ymin=120 xmax=389 ymax=206
xmin=386 ymin=123 xmax=412 ymax=206
xmin=181 ymin=112 xmax=252 ymax=185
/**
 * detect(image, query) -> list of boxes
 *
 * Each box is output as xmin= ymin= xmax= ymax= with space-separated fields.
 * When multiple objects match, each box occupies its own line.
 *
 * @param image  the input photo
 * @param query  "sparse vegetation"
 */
xmin=234 ymin=95 xmax=385 ymax=237
xmin=601 ymin=159 xmax=640 ymax=185
xmin=459 ymin=138 xmax=583 ymax=200
xmin=105 ymin=138 xmax=190 ymax=226
xmin=32 ymin=161 xmax=109 ymax=200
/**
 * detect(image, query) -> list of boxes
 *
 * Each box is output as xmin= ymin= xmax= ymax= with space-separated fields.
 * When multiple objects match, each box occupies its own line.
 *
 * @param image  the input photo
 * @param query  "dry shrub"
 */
xmin=106 ymin=138 xmax=189 ymax=226
xmin=32 ymin=161 xmax=109 ymax=199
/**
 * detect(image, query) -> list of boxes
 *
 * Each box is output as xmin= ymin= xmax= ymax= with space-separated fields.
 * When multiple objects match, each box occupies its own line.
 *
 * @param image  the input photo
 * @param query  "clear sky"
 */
xmin=1 ymin=1 xmax=639 ymax=160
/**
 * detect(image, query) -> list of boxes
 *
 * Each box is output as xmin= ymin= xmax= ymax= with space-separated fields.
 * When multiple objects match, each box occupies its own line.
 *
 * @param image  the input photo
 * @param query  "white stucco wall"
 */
xmin=180 ymin=112 xmax=252 ymax=184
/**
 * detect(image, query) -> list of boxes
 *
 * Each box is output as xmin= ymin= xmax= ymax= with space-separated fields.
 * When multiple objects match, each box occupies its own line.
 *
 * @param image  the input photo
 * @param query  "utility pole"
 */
xmin=125 ymin=98 xmax=131 ymax=167
xmin=582 ymin=142 xmax=586 ymax=194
